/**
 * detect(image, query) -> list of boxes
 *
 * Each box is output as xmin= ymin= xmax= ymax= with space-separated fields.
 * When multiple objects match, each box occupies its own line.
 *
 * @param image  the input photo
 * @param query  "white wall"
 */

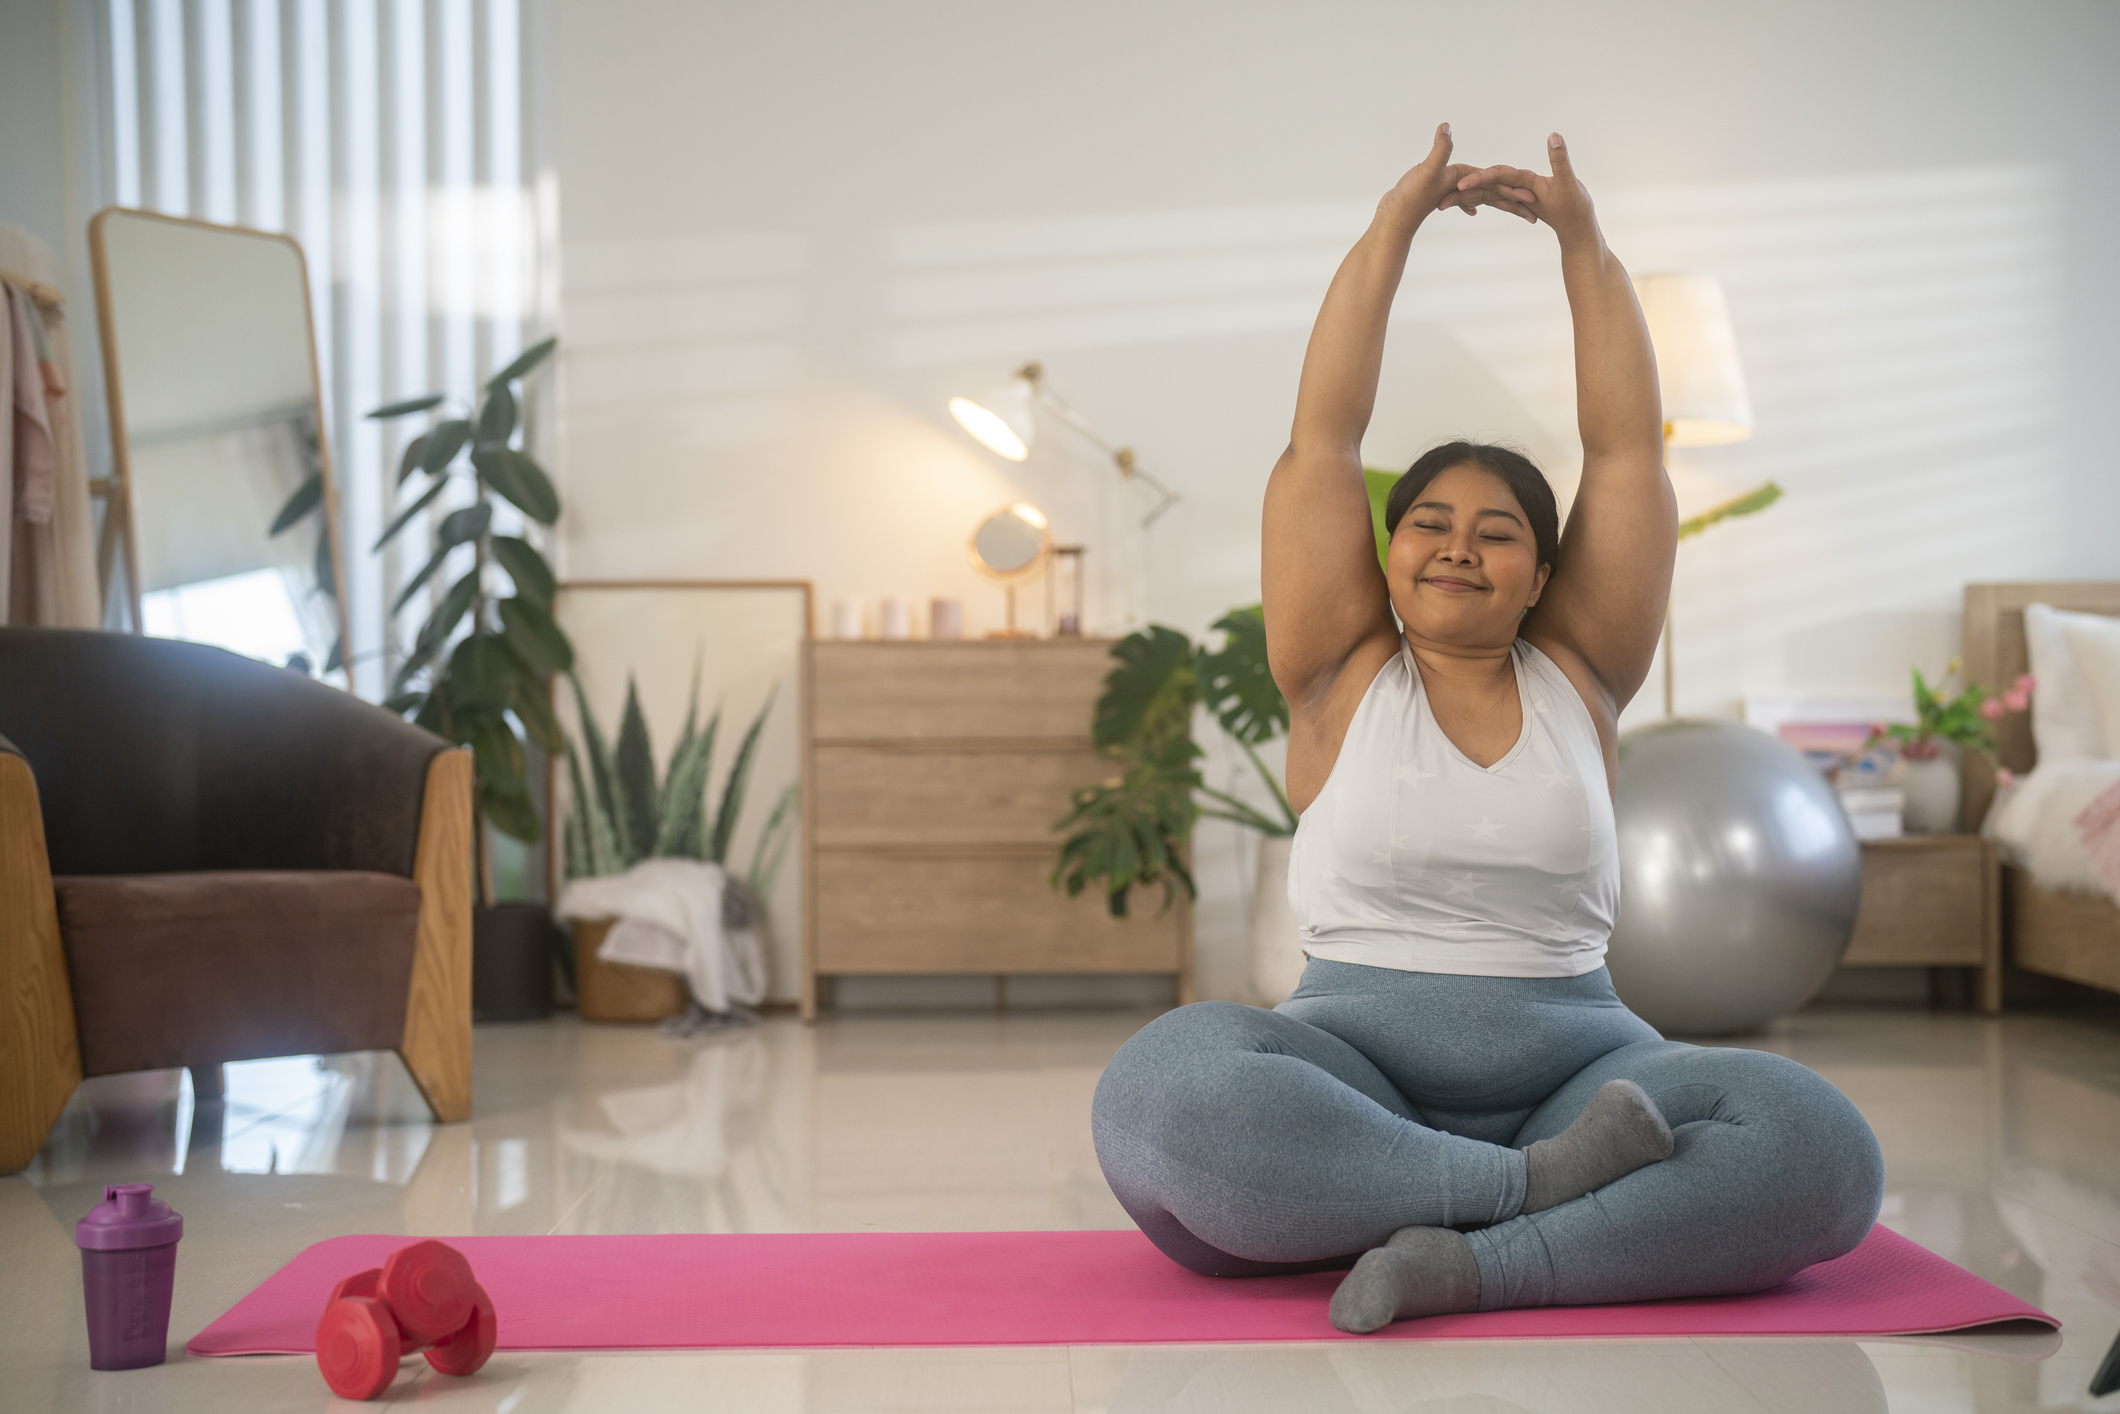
xmin=551 ymin=0 xmax=2120 ymax=1004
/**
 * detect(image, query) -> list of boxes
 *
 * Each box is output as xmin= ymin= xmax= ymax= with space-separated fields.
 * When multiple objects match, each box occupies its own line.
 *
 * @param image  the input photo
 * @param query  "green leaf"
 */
xmin=383 ymin=690 xmax=426 ymax=715
xmin=472 ymin=447 xmax=560 ymax=524
xmin=563 ymin=743 xmax=622 ymax=879
xmin=511 ymin=673 xmax=567 ymax=754
xmin=421 ymin=419 xmax=472 ymax=476
xmin=568 ymin=674 xmax=633 ymax=865
xmin=413 ymin=688 xmax=449 ymax=736
xmin=445 ymin=633 xmax=519 ymax=715
xmin=481 ymin=782 xmax=542 ymax=844
xmin=653 ymin=708 xmax=720 ymax=860
xmin=270 ymin=474 xmax=323 ymax=536
xmin=374 ymin=477 xmax=449 ymax=552
xmin=490 ymin=535 xmax=555 ymax=606
xmin=470 ymin=718 xmax=527 ymax=803
xmin=1197 ymin=604 xmax=1286 ymax=747
xmin=1093 ymin=625 xmax=1198 ymax=753
xmin=1363 ymin=467 xmax=1400 ymax=570
xmin=654 ymin=659 xmax=716 ymax=859
xmin=477 ymin=384 xmax=516 ymax=447
xmin=391 ymin=541 xmax=456 ymax=615
xmin=498 ymin=595 xmax=574 ymax=674
xmin=438 ymin=502 xmax=493 ymax=549
xmin=312 ymin=521 xmax=336 ymax=599
xmin=710 ymin=688 xmax=777 ymax=865
xmin=367 ymin=393 xmax=445 ymax=420
xmin=614 ymin=677 xmax=659 ymax=866
xmin=487 ymin=336 xmax=557 ymax=389
xmin=324 ymin=634 xmax=345 ymax=674
xmin=747 ymin=782 xmax=801 ymax=900
xmin=415 ymin=571 xmax=479 ymax=658
xmin=396 ymin=433 xmax=430 ymax=485
xmin=1676 ymin=481 xmax=1782 ymax=540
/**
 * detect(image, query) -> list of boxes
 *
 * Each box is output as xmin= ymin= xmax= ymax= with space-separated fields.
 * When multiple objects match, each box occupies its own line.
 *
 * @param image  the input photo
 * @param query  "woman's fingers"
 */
xmin=1458 ymin=165 xmax=1540 ymax=192
xmin=1546 ymin=132 xmax=1571 ymax=176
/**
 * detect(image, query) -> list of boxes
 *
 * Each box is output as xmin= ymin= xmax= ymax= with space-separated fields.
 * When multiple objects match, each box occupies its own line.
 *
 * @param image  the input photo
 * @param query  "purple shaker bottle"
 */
xmin=75 ymin=1183 xmax=183 ymax=1370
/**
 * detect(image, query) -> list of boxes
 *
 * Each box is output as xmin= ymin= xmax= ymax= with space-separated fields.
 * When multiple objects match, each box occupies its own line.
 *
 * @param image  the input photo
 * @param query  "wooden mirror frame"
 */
xmin=86 ymin=208 xmax=351 ymax=658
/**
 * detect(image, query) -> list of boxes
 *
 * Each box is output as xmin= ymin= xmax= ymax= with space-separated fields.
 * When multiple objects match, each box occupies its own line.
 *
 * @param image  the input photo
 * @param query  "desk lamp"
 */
xmin=949 ymin=362 xmax=1181 ymax=528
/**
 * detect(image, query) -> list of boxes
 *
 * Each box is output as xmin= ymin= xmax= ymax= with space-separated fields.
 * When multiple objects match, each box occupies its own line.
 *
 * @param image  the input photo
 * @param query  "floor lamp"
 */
xmin=1636 ymin=274 xmax=1773 ymax=717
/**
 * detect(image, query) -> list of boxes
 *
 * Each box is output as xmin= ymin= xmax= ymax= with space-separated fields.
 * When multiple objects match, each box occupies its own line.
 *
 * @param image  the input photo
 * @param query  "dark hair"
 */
xmin=1383 ymin=441 xmax=1560 ymax=570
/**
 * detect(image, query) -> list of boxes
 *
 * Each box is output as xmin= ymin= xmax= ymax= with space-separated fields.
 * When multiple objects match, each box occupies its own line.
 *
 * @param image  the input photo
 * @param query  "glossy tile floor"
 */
xmin=6 ymin=1000 xmax=2120 ymax=1412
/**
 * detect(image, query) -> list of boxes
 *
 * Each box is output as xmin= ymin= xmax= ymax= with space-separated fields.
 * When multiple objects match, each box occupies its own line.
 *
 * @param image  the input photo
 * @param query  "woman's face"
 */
xmin=1385 ymin=463 xmax=1551 ymax=649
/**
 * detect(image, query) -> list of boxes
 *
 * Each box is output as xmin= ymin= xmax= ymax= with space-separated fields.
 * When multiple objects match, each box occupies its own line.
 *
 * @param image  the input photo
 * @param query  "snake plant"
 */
xmin=562 ymin=663 xmax=799 ymax=902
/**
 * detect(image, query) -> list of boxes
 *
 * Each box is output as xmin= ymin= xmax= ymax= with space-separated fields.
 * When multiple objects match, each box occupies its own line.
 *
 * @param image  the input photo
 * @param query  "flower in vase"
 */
xmin=1981 ymin=697 xmax=2007 ymax=721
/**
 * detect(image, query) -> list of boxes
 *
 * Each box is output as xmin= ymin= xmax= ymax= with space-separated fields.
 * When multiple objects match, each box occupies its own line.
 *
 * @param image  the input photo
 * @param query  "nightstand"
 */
xmin=1839 ymin=835 xmax=2000 ymax=1013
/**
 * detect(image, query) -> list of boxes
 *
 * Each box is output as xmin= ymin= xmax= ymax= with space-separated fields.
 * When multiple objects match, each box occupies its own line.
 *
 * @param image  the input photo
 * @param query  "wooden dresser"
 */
xmin=801 ymin=639 xmax=1192 ymax=1019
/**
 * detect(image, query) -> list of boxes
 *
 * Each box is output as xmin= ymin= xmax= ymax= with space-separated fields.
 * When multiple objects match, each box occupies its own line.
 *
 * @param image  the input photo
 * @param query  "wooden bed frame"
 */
xmin=1963 ymin=582 xmax=2120 ymax=998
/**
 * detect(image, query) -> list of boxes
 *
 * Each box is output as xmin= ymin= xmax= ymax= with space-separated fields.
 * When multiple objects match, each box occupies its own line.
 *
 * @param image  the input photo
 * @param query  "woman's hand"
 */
xmin=1451 ymin=133 xmax=1600 ymax=244
xmin=1376 ymin=124 xmax=1478 ymax=228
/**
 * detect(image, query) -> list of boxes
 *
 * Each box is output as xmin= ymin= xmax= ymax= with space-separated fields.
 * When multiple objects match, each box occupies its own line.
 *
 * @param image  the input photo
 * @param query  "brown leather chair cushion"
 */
xmin=56 ymin=871 xmax=422 ymax=1075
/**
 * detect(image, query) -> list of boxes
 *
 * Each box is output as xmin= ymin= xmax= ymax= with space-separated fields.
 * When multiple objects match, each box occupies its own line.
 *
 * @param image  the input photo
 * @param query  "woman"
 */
xmin=1090 ymin=126 xmax=1884 ymax=1333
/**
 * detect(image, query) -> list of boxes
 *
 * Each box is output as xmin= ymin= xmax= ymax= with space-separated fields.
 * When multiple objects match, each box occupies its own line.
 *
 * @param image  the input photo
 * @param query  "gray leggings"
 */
xmin=1091 ymin=959 xmax=1885 ymax=1310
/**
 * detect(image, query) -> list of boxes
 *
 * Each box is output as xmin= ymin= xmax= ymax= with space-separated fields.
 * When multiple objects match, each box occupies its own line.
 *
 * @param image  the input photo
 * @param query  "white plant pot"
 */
xmin=1247 ymin=833 xmax=1306 ymax=1007
xmin=1894 ymin=754 xmax=1962 ymax=834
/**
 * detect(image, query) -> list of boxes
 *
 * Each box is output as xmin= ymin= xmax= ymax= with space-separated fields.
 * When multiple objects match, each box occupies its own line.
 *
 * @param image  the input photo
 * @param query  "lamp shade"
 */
xmin=1634 ymin=273 xmax=1753 ymax=448
xmin=948 ymin=374 xmax=1037 ymax=461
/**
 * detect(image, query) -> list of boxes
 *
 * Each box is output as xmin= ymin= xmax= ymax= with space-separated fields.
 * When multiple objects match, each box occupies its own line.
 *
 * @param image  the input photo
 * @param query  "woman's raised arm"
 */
xmin=1458 ymin=136 xmax=1674 ymax=713
xmin=1263 ymin=125 xmax=1487 ymax=711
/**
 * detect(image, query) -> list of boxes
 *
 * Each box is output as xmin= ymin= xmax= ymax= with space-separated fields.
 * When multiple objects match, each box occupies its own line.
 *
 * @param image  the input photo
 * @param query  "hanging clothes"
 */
xmin=0 ymin=219 xmax=100 ymax=629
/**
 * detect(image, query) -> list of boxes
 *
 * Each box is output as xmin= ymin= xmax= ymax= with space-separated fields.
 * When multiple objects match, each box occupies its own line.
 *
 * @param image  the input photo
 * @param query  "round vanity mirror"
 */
xmin=968 ymin=503 xmax=1051 ymax=582
xmin=967 ymin=503 xmax=1052 ymax=639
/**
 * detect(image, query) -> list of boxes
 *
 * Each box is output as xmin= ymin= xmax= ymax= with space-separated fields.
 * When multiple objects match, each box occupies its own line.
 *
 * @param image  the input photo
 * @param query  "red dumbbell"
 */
xmin=315 ymin=1240 xmax=498 ymax=1400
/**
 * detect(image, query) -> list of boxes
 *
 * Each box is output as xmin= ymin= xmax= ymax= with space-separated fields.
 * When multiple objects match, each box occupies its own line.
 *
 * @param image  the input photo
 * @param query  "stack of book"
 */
xmin=1837 ymin=785 xmax=1905 ymax=841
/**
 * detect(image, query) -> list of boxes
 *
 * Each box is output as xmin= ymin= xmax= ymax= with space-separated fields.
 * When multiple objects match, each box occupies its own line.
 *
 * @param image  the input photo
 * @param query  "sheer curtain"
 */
xmin=89 ymin=0 xmax=546 ymax=697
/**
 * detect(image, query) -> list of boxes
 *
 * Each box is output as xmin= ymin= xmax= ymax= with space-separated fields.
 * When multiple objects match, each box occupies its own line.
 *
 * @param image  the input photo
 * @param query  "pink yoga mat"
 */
xmin=189 ymin=1224 xmax=2055 ymax=1355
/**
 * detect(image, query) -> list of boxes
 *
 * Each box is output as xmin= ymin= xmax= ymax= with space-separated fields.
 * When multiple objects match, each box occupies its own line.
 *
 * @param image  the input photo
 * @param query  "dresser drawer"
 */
xmin=814 ymin=747 xmax=1111 ymax=848
xmin=812 ymin=853 xmax=1182 ymax=974
xmin=809 ymin=640 xmax=1112 ymax=741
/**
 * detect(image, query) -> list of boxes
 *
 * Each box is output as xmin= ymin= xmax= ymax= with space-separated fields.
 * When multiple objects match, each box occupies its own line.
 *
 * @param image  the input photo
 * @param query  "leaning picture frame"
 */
xmin=547 ymin=580 xmax=813 ymax=1007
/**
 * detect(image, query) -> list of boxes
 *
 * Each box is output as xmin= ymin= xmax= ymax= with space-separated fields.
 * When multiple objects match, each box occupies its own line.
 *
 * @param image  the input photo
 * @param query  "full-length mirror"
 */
xmin=90 ymin=208 xmax=348 ymax=677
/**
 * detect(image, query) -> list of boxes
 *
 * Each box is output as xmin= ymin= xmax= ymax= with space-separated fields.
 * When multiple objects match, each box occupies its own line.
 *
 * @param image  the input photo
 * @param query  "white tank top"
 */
xmin=1289 ymin=638 xmax=1618 ymax=978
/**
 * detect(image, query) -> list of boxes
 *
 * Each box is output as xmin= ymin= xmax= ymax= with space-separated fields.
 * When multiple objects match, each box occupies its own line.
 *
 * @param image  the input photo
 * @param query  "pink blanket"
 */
xmin=189 ymin=1225 xmax=2054 ymax=1354
xmin=2076 ymin=779 xmax=2120 ymax=899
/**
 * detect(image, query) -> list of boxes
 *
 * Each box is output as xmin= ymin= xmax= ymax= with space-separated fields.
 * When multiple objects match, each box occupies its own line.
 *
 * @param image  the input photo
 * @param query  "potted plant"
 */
xmin=557 ymin=669 xmax=799 ymax=1020
xmin=1867 ymin=661 xmax=2035 ymax=834
xmin=367 ymin=336 xmax=572 ymax=1019
xmin=1051 ymin=605 xmax=1303 ymax=1003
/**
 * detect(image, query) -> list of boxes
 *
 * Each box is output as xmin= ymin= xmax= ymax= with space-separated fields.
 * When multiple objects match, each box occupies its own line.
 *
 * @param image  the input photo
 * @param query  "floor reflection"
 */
xmin=11 ymin=1005 xmax=2120 ymax=1412
xmin=1089 ymin=1341 xmax=1888 ymax=1414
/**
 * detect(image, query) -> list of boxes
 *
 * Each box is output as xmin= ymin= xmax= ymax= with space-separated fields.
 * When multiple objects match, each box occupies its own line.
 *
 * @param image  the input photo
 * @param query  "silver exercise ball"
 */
xmin=1604 ymin=719 xmax=1862 ymax=1036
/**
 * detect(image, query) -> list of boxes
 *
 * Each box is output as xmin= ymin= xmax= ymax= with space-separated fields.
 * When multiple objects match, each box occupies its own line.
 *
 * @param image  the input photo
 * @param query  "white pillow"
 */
xmin=2062 ymin=614 xmax=2120 ymax=763
xmin=2023 ymin=603 xmax=2106 ymax=762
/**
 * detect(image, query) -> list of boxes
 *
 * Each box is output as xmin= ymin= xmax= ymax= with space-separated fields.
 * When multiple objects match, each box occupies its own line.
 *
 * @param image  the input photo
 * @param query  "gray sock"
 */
xmin=1521 ymin=1078 xmax=1673 ymax=1214
xmin=1328 ymin=1226 xmax=1480 ymax=1333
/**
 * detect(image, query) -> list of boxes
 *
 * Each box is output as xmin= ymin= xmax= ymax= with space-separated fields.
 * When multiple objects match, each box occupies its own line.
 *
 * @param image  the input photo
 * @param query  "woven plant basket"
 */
xmin=570 ymin=918 xmax=688 ymax=1023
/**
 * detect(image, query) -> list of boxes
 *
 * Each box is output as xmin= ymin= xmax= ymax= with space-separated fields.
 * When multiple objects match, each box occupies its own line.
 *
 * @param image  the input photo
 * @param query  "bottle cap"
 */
xmin=75 ymin=1183 xmax=183 ymax=1251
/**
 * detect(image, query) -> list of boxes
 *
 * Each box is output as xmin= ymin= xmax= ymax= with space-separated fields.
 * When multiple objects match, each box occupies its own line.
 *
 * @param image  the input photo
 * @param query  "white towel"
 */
xmin=555 ymin=859 xmax=767 ymax=1013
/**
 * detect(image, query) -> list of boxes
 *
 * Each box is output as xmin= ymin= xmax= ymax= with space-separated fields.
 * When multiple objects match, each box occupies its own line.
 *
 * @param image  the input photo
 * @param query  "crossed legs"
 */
xmin=1091 ymin=993 xmax=1884 ymax=1320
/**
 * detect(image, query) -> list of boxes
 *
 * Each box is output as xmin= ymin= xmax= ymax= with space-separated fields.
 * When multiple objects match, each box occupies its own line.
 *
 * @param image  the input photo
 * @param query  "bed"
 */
xmin=1963 ymin=582 xmax=2120 ymax=998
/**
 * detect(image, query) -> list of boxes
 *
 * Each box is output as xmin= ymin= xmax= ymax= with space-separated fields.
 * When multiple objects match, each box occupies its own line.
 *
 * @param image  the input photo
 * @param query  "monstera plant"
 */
xmin=1052 ymin=606 xmax=1296 ymax=918
xmin=368 ymin=336 xmax=570 ymax=896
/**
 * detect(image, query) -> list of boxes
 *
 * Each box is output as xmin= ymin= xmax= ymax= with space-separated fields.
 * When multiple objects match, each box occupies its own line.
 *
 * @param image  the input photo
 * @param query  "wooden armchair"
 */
xmin=0 ymin=629 xmax=472 ymax=1172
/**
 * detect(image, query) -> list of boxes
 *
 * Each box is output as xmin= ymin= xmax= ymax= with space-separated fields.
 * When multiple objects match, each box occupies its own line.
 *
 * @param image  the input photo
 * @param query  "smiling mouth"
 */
xmin=1422 ymin=576 xmax=1486 ymax=592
